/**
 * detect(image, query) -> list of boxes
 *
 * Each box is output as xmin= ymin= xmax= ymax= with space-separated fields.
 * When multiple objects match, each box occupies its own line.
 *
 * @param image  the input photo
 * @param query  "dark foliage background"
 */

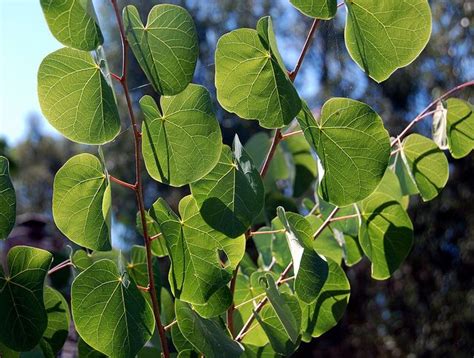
xmin=0 ymin=0 xmax=473 ymax=356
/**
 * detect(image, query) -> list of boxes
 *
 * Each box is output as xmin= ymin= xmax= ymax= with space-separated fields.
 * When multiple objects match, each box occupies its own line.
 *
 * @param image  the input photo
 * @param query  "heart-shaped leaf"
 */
xmin=151 ymin=195 xmax=245 ymax=305
xmin=53 ymin=153 xmax=112 ymax=251
xmin=190 ymin=137 xmax=264 ymax=238
xmin=71 ymin=259 xmax=155 ymax=358
xmin=40 ymin=0 xmax=103 ymax=51
xmin=215 ymin=17 xmax=301 ymax=129
xmin=123 ymin=4 xmax=199 ymax=96
xmin=446 ymin=98 xmax=474 ymax=159
xmin=0 ymin=246 xmax=53 ymax=351
xmin=0 ymin=156 xmax=15 ymax=240
xmin=141 ymin=84 xmax=222 ymax=187
xmin=290 ymin=0 xmax=337 ymax=19
xmin=38 ymin=47 xmax=120 ymax=144
xmin=298 ymin=99 xmax=390 ymax=206
xmin=359 ymin=192 xmax=413 ymax=280
xmin=344 ymin=0 xmax=432 ymax=82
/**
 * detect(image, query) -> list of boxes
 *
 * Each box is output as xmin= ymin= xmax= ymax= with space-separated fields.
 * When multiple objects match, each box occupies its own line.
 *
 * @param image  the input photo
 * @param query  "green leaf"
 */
xmin=290 ymin=0 xmax=337 ymax=19
xmin=252 ymin=226 xmax=274 ymax=268
xmin=259 ymin=274 xmax=300 ymax=344
xmin=254 ymin=292 xmax=301 ymax=355
xmin=40 ymin=0 xmax=103 ymax=51
xmin=175 ymin=300 xmax=244 ymax=358
xmin=298 ymin=99 xmax=390 ymax=206
xmin=446 ymin=98 xmax=474 ymax=159
xmin=344 ymin=0 xmax=432 ymax=82
xmin=141 ymin=84 xmax=222 ymax=187
xmin=300 ymin=259 xmax=350 ymax=338
xmin=38 ymin=47 xmax=120 ymax=144
xmin=71 ymin=259 xmax=155 ymax=358
xmin=277 ymin=208 xmax=329 ymax=303
xmin=150 ymin=195 xmax=245 ymax=305
xmin=136 ymin=212 xmax=168 ymax=257
xmin=0 ymin=246 xmax=53 ymax=351
xmin=401 ymin=134 xmax=449 ymax=201
xmin=42 ymin=286 xmax=70 ymax=355
xmin=359 ymin=192 xmax=414 ymax=279
xmin=215 ymin=17 xmax=301 ymax=129
xmin=123 ymin=4 xmax=198 ymax=95
xmin=77 ymin=338 xmax=107 ymax=358
xmin=190 ymin=138 xmax=264 ymax=237
xmin=0 ymin=156 xmax=15 ymax=240
xmin=393 ymin=151 xmax=419 ymax=196
xmin=374 ymin=168 xmax=404 ymax=203
xmin=307 ymin=215 xmax=343 ymax=264
xmin=241 ymin=344 xmax=279 ymax=358
xmin=192 ymin=285 xmax=233 ymax=319
xmin=342 ymin=234 xmax=363 ymax=267
xmin=53 ymin=154 xmax=111 ymax=251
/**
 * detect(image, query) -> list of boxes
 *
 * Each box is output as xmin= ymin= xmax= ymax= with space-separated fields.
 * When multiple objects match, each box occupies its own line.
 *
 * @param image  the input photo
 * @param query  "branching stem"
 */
xmin=110 ymin=1 xmax=170 ymax=356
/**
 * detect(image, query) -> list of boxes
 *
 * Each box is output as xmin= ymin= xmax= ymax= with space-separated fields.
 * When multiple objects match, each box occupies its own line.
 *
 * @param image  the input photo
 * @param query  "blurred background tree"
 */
xmin=0 ymin=0 xmax=472 ymax=356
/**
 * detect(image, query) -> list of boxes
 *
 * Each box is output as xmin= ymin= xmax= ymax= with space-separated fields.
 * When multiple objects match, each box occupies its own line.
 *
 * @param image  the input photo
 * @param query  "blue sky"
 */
xmin=0 ymin=0 xmax=61 ymax=144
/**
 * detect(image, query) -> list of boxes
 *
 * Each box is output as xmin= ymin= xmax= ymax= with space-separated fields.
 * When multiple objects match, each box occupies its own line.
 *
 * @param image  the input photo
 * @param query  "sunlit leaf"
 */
xmin=71 ymin=259 xmax=155 ymax=357
xmin=123 ymin=4 xmax=198 ymax=95
xmin=401 ymin=134 xmax=449 ymax=201
xmin=344 ymin=0 xmax=432 ymax=82
xmin=42 ymin=286 xmax=70 ymax=355
xmin=40 ymin=0 xmax=103 ymax=50
xmin=0 ymin=156 xmax=15 ymax=240
xmin=38 ymin=48 xmax=120 ymax=144
xmin=192 ymin=285 xmax=233 ymax=319
xmin=141 ymin=84 xmax=222 ymax=187
xmin=446 ymin=98 xmax=474 ymax=159
xmin=298 ymin=99 xmax=390 ymax=206
xmin=215 ymin=17 xmax=301 ymax=129
xmin=53 ymin=154 xmax=112 ymax=251
xmin=0 ymin=246 xmax=53 ymax=351
xmin=290 ymin=0 xmax=337 ymax=19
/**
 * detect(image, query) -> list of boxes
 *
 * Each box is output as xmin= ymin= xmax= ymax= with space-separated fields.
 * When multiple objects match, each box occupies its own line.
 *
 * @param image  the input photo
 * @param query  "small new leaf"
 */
xmin=446 ymin=98 xmax=474 ymax=159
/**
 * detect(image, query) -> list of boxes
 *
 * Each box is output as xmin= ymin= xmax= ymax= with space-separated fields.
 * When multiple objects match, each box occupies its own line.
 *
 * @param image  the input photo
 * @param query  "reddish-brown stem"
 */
xmin=137 ymin=284 xmax=150 ymax=293
xmin=391 ymin=80 xmax=474 ymax=146
xmin=237 ymin=18 xmax=322 ymax=343
xmin=313 ymin=206 xmax=339 ymax=239
xmin=110 ymin=1 xmax=169 ymax=356
xmin=281 ymin=130 xmax=303 ymax=140
xmin=109 ymin=175 xmax=136 ymax=191
xmin=48 ymin=260 xmax=72 ymax=275
xmin=227 ymin=263 xmax=239 ymax=337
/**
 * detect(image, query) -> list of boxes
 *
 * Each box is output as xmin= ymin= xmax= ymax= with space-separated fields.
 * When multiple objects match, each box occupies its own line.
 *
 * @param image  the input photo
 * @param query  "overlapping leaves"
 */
xmin=215 ymin=17 xmax=301 ymax=128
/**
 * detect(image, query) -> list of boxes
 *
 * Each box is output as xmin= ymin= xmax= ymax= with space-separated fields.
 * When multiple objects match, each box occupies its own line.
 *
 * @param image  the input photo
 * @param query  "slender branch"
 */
xmin=391 ymin=80 xmax=474 ymax=146
xmin=149 ymin=233 xmax=163 ymax=241
xmin=110 ymin=1 xmax=169 ymax=357
xmin=109 ymin=175 xmax=136 ymax=191
xmin=313 ymin=207 xmax=339 ymax=239
xmin=137 ymin=284 xmax=150 ymax=293
xmin=249 ymin=229 xmax=286 ymax=236
xmin=260 ymin=129 xmax=283 ymax=177
xmin=281 ymin=130 xmax=303 ymax=140
xmin=329 ymin=213 xmax=358 ymax=223
xmin=227 ymin=263 xmax=239 ymax=337
xmin=164 ymin=320 xmax=177 ymax=331
xmin=288 ymin=19 xmax=321 ymax=81
xmin=48 ymin=260 xmax=72 ymax=275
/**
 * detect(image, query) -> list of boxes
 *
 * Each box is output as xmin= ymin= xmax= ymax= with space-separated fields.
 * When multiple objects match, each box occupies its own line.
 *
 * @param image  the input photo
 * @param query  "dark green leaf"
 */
xmin=0 ymin=156 xmax=15 ymax=240
xmin=42 ymin=286 xmax=70 ymax=355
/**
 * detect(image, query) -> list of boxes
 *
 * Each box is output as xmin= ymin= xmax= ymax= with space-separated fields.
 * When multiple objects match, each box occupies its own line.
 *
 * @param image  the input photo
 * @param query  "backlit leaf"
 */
xmin=38 ymin=48 xmax=120 ymax=144
xmin=290 ymin=0 xmax=337 ymax=19
xmin=42 ymin=286 xmax=70 ymax=355
xmin=298 ymin=99 xmax=390 ymax=206
xmin=141 ymin=84 xmax=222 ymax=187
xmin=40 ymin=0 xmax=103 ymax=50
xmin=151 ymin=195 xmax=245 ymax=305
xmin=0 ymin=156 xmax=15 ymax=240
xmin=190 ymin=138 xmax=264 ymax=238
xmin=344 ymin=0 xmax=432 ymax=82
xmin=123 ymin=4 xmax=198 ymax=95
xmin=0 ymin=246 xmax=53 ymax=351
xmin=71 ymin=259 xmax=155 ymax=357
xmin=215 ymin=17 xmax=301 ymax=129
xmin=53 ymin=154 xmax=112 ymax=251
